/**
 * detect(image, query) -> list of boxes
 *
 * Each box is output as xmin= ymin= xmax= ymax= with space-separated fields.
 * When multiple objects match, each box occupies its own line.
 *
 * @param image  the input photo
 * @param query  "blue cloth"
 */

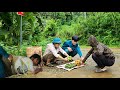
xmin=62 ymin=40 xmax=82 ymax=57
xmin=0 ymin=59 xmax=5 ymax=78
xmin=0 ymin=46 xmax=9 ymax=58
xmin=0 ymin=46 xmax=9 ymax=78
xmin=52 ymin=38 xmax=62 ymax=44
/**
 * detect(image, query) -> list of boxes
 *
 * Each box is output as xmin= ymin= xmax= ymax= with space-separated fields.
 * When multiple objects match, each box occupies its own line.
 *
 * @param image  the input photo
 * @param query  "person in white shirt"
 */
xmin=43 ymin=38 xmax=70 ymax=67
xmin=13 ymin=54 xmax=42 ymax=74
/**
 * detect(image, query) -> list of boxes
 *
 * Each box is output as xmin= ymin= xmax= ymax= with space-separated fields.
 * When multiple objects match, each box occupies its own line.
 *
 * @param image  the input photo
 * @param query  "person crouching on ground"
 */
xmin=62 ymin=35 xmax=84 ymax=61
xmin=82 ymin=35 xmax=115 ymax=73
xmin=42 ymin=38 xmax=70 ymax=67
xmin=13 ymin=54 xmax=42 ymax=75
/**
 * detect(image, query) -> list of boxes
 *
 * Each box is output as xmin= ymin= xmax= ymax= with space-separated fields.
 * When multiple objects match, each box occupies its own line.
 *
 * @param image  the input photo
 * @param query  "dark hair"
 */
xmin=72 ymin=35 xmax=80 ymax=42
xmin=30 ymin=54 xmax=41 ymax=65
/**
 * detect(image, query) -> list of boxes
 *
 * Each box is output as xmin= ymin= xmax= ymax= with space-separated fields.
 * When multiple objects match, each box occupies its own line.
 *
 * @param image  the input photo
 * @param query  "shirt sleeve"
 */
xmin=59 ymin=47 xmax=68 ymax=55
xmin=48 ymin=45 xmax=59 ymax=58
xmin=76 ymin=45 xmax=83 ymax=57
xmin=0 ymin=46 xmax=9 ymax=58
xmin=83 ymin=48 xmax=94 ymax=61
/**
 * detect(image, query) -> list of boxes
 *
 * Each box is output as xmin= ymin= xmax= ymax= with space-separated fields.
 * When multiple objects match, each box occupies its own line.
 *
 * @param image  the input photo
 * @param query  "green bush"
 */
xmin=0 ymin=12 xmax=120 ymax=56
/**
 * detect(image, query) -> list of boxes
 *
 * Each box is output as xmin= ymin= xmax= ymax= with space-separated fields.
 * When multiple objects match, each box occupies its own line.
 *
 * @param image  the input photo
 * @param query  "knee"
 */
xmin=48 ymin=54 xmax=55 ymax=59
xmin=108 ymin=59 xmax=115 ymax=66
xmin=44 ymin=54 xmax=55 ymax=61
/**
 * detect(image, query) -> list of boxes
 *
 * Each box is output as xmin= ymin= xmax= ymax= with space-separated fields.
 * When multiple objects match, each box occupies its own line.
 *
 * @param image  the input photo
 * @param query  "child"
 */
xmin=82 ymin=35 xmax=115 ymax=73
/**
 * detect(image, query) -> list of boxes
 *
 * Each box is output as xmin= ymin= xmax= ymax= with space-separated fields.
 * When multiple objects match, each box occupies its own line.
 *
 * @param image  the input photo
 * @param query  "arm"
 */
xmin=82 ymin=48 xmax=94 ymax=63
xmin=49 ymin=46 xmax=68 ymax=61
xmin=57 ymin=55 xmax=68 ymax=61
xmin=40 ymin=57 xmax=44 ymax=67
xmin=34 ymin=66 xmax=43 ymax=74
xmin=62 ymin=42 xmax=69 ymax=53
xmin=60 ymin=47 xmax=69 ymax=57
xmin=76 ymin=45 xmax=83 ymax=57
xmin=28 ymin=61 xmax=42 ymax=74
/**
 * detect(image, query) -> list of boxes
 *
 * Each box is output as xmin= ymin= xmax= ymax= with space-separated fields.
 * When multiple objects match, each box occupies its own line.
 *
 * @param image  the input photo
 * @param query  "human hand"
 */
xmin=34 ymin=68 xmax=43 ymax=74
xmin=40 ymin=61 xmax=44 ymax=67
xmin=64 ymin=57 xmax=68 ymax=61
xmin=67 ymin=47 xmax=73 ymax=52
xmin=81 ymin=60 xmax=87 ymax=66
xmin=80 ymin=57 xmax=84 ymax=61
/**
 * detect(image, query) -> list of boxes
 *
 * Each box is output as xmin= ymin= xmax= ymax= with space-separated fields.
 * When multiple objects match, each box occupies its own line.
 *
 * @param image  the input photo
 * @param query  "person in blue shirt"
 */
xmin=0 ymin=46 xmax=13 ymax=78
xmin=62 ymin=36 xmax=84 ymax=60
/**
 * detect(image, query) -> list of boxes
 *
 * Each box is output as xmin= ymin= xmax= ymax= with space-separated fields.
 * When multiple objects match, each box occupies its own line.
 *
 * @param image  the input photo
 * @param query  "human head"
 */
xmin=52 ymin=38 xmax=61 ymax=48
xmin=88 ymin=35 xmax=98 ymax=47
xmin=72 ymin=35 xmax=80 ymax=45
xmin=30 ymin=54 xmax=41 ymax=66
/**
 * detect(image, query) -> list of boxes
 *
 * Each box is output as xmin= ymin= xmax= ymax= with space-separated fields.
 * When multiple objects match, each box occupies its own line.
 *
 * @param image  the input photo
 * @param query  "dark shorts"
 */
xmin=92 ymin=53 xmax=115 ymax=68
xmin=67 ymin=51 xmax=77 ymax=57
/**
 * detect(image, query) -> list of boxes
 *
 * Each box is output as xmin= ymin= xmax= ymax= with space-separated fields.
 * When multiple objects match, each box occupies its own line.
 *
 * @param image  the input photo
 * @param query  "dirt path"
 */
xmin=9 ymin=48 xmax=120 ymax=78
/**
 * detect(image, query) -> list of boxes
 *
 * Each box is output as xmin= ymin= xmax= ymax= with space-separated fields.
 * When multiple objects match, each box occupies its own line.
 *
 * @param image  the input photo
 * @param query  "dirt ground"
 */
xmin=8 ymin=48 xmax=120 ymax=78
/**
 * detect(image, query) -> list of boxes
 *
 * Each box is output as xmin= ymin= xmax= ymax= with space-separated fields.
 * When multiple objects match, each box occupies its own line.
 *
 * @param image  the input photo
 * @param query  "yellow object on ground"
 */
xmin=75 ymin=60 xmax=81 ymax=66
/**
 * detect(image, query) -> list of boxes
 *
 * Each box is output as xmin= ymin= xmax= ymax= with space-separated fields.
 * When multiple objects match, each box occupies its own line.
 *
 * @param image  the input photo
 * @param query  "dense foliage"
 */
xmin=0 ymin=12 xmax=120 ymax=56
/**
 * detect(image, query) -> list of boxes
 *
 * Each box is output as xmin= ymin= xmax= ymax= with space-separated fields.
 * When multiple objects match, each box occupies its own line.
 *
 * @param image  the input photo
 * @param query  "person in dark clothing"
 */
xmin=13 ymin=54 xmax=42 ymax=75
xmin=0 ymin=46 xmax=13 ymax=78
xmin=62 ymin=36 xmax=83 ymax=60
xmin=82 ymin=35 xmax=115 ymax=73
